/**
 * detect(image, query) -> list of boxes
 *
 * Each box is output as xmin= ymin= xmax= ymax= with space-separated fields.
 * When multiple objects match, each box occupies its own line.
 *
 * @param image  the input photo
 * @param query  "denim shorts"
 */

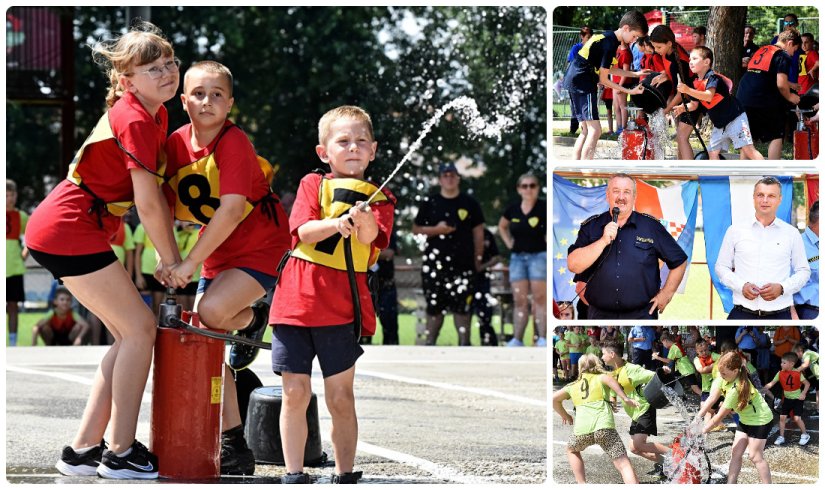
xmin=197 ymin=267 xmax=277 ymax=294
xmin=508 ymin=251 xmax=547 ymax=282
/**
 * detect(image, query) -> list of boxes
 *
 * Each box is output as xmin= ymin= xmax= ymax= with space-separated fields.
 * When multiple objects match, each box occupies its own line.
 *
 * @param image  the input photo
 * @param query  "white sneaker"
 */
xmin=774 ymin=435 xmax=785 ymax=445
xmin=799 ymin=433 xmax=811 ymax=446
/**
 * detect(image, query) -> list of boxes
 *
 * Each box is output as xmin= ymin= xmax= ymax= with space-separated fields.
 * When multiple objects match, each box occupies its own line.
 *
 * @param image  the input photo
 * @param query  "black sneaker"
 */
xmin=229 ymin=302 xmax=269 ymax=371
xmin=96 ymin=440 xmax=158 ymax=480
xmin=332 ymin=471 xmax=363 ymax=484
xmin=55 ymin=439 xmax=106 ymax=476
xmin=281 ymin=472 xmax=312 ymax=484
xmin=220 ymin=438 xmax=255 ymax=475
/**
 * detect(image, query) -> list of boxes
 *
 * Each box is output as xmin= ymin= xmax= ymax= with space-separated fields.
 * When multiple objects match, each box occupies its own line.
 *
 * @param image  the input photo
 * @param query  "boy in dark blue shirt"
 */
xmin=563 ymin=10 xmax=650 ymax=160
xmin=673 ymin=46 xmax=764 ymax=160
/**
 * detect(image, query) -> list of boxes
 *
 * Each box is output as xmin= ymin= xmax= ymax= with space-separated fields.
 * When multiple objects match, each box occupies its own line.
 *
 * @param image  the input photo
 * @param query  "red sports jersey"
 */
xmin=49 ymin=310 xmax=76 ymax=334
xmin=778 ymin=370 xmax=803 ymax=393
xmin=25 ymin=92 xmax=168 ymax=255
xmin=799 ymin=50 xmax=819 ymax=95
xmin=269 ymin=172 xmax=395 ymax=335
xmin=165 ymin=121 xmax=291 ymax=279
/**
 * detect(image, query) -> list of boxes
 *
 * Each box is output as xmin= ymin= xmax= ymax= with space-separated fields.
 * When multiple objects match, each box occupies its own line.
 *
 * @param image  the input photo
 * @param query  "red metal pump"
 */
xmin=793 ymin=118 xmax=819 ymax=160
xmin=669 ymin=434 xmax=702 ymax=484
xmin=621 ymin=112 xmax=654 ymax=160
xmin=151 ymin=308 xmax=225 ymax=479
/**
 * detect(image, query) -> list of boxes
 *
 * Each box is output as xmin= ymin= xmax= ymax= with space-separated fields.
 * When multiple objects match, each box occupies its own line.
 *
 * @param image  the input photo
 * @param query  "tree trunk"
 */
xmin=707 ymin=7 xmax=748 ymax=94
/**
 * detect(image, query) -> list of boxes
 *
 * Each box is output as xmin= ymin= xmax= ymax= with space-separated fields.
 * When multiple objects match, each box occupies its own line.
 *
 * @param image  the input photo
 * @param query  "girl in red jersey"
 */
xmin=24 ymin=22 xmax=183 ymax=479
xmin=31 ymin=287 xmax=90 ymax=346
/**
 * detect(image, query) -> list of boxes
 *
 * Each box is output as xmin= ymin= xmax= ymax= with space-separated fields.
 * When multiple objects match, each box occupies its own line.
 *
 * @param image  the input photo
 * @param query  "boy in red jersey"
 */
xmin=32 ymin=287 xmax=90 ymax=346
xmin=269 ymin=106 xmax=395 ymax=484
xmin=165 ymin=61 xmax=291 ymax=476
xmin=760 ymin=352 xmax=811 ymax=445
xmin=6 ymin=179 xmax=28 ymax=346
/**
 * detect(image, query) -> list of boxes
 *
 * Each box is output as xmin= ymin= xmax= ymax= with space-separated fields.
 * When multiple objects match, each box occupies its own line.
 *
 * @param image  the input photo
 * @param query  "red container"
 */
xmin=670 ymin=434 xmax=702 ymax=484
xmin=621 ymin=128 xmax=654 ymax=160
xmin=794 ymin=120 xmax=819 ymax=160
xmin=151 ymin=312 xmax=225 ymax=479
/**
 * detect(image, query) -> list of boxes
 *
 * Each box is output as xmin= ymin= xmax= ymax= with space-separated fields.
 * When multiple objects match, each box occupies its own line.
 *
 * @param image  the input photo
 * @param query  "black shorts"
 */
xmin=422 ymin=268 xmax=475 ymax=316
xmin=51 ymin=330 xmax=73 ymax=346
xmin=28 ymin=248 xmax=118 ymax=280
xmin=176 ymin=282 xmax=198 ymax=296
xmin=629 ymin=407 xmax=658 ymax=436
xmin=679 ymin=372 xmax=699 ymax=390
xmin=744 ymin=105 xmax=786 ymax=142
xmin=141 ymin=273 xmax=166 ymax=293
xmin=780 ymin=397 xmax=804 ymax=417
xmin=736 ymin=421 xmax=772 ymax=439
xmin=271 ymin=323 xmax=364 ymax=378
xmin=6 ymin=275 xmax=25 ymax=302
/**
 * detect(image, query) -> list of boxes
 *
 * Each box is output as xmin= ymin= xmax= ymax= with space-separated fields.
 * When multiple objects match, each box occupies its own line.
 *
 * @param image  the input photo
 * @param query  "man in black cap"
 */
xmin=413 ymin=163 xmax=485 ymax=345
xmin=567 ymin=173 xmax=687 ymax=319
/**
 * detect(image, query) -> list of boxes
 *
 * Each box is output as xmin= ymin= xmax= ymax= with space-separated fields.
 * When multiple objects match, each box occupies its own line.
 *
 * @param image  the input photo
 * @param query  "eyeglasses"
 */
xmin=519 ymin=183 xmax=539 ymax=189
xmin=130 ymin=58 xmax=181 ymax=79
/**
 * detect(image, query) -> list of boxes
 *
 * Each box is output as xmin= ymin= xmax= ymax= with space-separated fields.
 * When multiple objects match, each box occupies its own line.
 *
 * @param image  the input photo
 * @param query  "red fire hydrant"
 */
xmin=151 ymin=311 xmax=225 ymax=479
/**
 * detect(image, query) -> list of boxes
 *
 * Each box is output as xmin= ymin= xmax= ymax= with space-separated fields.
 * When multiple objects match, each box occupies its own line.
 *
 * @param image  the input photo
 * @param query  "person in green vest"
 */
xmin=6 ymin=179 xmax=28 ymax=346
xmin=584 ymin=335 xmax=602 ymax=357
xmin=565 ymin=325 xmax=586 ymax=379
xmin=653 ymin=332 xmax=702 ymax=396
xmin=794 ymin=341 xmax=819 ymax=414
xmin=601 ymin=339 xmax=671 ymax=478
xmin=555 ymin=333 xmax=570 ymax=381
xmin=553 ymin=353 xmax=641 ymax=483
xmin=133 ymin=223 xmax=164 ymax=316
xmin=700 ymin=351 xmax=774 ymax=484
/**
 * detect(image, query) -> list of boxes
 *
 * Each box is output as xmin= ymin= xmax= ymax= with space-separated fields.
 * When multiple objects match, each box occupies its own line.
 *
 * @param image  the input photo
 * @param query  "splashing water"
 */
xmin=660 ymin=386 xmax=713 ymax=484
xmin=648 ymin=109 xmax=676 ymax=159
xmin=366 ymin=96 xmax=516 ymax=204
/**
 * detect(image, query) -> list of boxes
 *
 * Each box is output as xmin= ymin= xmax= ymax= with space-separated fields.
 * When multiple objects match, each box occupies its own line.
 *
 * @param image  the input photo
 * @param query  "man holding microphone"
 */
xmin=567 ymin=173 xmax=687 ymax=319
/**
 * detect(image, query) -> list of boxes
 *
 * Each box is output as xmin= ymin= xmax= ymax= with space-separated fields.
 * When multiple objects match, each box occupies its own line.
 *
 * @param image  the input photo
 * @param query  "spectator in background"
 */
xmin=798 ymin=33 xmax=819 ymax=95
xmin=557 ymin=301 xmax=575 ymax=320
xmin=628 ymin=325 xmax=656 ymax=370
xmin=374 ymin=232 xmax=400 ymax=345
xmin=471 ymin=229 xmax=502 ymax=346
xmin=174 ymin=221 xmax=201 ymax=312
xmin=566 ymin=26 xmax=594 ymax=135
xmin=793 ymin=200 xmax=819 ymax=320
xmin=133 ymin=222 xmax=165 ymax=316
xmin=32 ymin=287 xmax=90 ymax=346
xmin=413 ymin=163 xmax=484 ymax=346
xmin=772 ymin=326 xmax=801 ymax=379
xmin=743 ymin=25 xmax=759 ymax=69
xmin=754 ymin=326 xmax=771 ymax=384
xmin=692 ymin=26 xmax=707 ymax=47
xmin=6 ymin=179 xmax=28 ymax=347
xmin=735 ymin=326 xmax=759 ymax=362
xmin=772 ymin=13 xmax=802 ymax=88
xmin=498 ymin=173 xmax=547 ymax=347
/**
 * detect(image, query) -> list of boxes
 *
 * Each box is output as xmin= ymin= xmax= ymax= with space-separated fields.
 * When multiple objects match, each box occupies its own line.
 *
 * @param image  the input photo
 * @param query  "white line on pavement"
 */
xmin=357 ymin=369 xmax=545 ymax=407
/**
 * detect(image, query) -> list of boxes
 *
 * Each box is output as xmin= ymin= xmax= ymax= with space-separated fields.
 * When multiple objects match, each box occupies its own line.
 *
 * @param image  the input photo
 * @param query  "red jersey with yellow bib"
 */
xmin=270 ymin=172 xmax=396 ymax=336
xmin=25 ymin=92 xmax=168 ymax=256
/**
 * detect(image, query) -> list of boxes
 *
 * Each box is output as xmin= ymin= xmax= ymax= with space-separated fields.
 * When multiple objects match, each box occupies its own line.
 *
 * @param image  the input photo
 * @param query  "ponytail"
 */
xmin=719 ymin=351 xmax=751 ymax=412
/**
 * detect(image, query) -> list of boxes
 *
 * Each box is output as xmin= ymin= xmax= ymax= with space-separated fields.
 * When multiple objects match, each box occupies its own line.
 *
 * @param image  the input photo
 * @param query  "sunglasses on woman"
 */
xmin=519 ymin=183 xmax=538 ymax=189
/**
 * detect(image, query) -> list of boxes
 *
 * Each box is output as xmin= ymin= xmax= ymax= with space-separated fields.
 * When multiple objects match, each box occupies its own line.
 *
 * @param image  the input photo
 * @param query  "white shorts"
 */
xmin=709 ymin=112 xmax=754 ymax=152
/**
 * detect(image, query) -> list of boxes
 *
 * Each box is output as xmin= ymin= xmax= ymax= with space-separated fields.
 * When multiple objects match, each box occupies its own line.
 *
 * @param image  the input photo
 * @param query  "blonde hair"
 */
xmin=91 ymin=20 xmax=174 ymax=107
xmin=185 ymin=60 xmax=234 ymax=96
xmin=318 ymin=105 xmax=374 ymax=145
xmin=719 ymin=351 xmax=751 ymax=412
xmin=577 ymin=353 xmax=608 ymax=380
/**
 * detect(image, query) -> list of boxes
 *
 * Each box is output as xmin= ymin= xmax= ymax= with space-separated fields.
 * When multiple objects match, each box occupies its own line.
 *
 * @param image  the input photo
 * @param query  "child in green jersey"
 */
xmin=701 ymin=351 xmax=773 ymax=484
xmin=794 ymin=342 xmax=819 ymax=411
xmin=584 ymin=335 xmax=602 ymax=357
xmin=653 ymin=333 xmax=702 ymax=396
xmin=601 ymin=340 xmax=670 ymax=477
xmin=553 ymin=353 xmax=641 ymax=483
xmin=555 ymin=336 xmax=570 ymax=381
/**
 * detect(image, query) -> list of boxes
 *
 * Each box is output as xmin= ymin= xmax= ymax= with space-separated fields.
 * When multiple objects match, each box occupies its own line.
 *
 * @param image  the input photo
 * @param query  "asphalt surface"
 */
xmin=551 ymin=378 xmax=820 ymax=484
xmin=5 ymin=345 xmax=546 ymax=484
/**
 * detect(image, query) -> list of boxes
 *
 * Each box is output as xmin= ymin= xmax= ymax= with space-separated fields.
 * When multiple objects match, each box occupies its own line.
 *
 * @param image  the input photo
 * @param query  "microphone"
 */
xmin=612 ymin=207 xmax=620 ymax=223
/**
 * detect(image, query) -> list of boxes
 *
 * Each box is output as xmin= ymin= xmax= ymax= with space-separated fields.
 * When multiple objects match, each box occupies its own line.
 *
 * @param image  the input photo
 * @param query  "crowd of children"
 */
xmin=554 ymin=326 xmax=819 ymax=484
xmin=563 ymin=9 xmax=819 ymax=160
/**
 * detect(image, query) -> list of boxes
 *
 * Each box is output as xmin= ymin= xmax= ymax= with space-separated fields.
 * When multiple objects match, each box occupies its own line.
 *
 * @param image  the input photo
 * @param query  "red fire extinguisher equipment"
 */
xmin=794 ymin=119 xmax=819 ymax=160
xmin=151 ymin=311 xmax=225 ymax=479
xmin=669 ymin=434 xmax=702 ymax=484
xmin=621 ymin=115 xmax=654 ymax=160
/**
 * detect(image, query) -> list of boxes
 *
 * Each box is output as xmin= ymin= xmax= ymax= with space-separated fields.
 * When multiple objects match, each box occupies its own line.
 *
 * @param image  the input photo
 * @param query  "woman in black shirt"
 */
xmin=498 ymin=173 xmax=547 ymax=347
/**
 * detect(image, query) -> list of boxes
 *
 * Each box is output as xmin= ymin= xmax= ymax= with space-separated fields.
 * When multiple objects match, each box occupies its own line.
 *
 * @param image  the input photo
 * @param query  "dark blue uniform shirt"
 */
xmin=568 ymin=210 xmax=688 ymax=311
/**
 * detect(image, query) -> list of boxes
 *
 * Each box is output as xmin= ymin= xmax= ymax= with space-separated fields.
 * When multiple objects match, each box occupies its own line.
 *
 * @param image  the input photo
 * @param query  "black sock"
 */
xmin=222 ymin=424 xmax=244 ymax=443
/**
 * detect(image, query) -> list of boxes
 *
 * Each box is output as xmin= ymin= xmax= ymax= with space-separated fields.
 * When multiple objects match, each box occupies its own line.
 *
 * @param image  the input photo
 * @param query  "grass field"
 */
xmin=7 ymin=311 xmax=537 ymax=348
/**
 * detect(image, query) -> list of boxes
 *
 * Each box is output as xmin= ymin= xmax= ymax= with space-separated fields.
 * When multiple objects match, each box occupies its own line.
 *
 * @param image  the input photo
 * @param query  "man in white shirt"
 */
xmin=715 ymin=176 xmax=811 ymax=319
